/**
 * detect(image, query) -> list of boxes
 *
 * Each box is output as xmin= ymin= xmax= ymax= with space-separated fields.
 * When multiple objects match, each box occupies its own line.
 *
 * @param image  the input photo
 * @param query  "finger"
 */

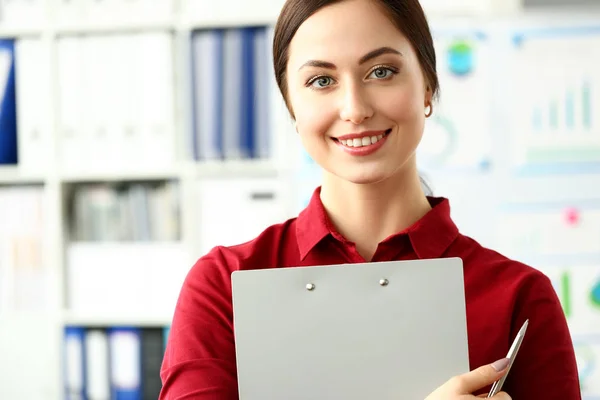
xmin=491 ymin=392 xmax=512 ymax=400
xmin=451 ymin=358 xmax=510 ymax=394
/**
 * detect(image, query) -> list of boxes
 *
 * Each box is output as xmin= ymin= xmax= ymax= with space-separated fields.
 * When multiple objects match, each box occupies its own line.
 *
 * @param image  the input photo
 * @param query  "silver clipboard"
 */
xmin=232 ymin=257 xmax=470 ymax=400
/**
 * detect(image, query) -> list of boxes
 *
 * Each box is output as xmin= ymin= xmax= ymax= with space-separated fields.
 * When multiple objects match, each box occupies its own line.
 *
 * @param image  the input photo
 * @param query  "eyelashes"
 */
xmin=304 ymin=64 xmax=400 ymax=90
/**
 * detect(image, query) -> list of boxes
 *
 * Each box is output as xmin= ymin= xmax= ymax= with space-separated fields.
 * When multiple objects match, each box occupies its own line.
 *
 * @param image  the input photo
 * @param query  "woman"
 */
xmin=160 ymin=0 xmax=581 ymax=398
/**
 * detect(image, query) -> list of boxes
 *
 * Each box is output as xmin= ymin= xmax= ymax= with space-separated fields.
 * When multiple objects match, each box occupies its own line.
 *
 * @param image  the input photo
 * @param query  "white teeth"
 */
xmin=339 ymin=132 xmax=387 ymax=148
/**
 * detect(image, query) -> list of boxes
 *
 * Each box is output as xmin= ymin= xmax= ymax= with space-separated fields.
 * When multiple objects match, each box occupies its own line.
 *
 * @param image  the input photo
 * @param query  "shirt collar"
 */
xmin=296 ymin=186 xmax=459 ymax=260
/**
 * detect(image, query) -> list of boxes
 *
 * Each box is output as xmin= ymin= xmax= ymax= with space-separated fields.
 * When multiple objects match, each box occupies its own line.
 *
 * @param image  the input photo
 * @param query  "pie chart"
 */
xmin=419 ymin=115 xmax=457 ymax=167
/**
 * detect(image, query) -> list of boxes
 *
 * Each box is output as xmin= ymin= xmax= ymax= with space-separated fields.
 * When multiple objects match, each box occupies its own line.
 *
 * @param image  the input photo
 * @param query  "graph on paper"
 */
xmin=495 ymin=201 xmax=600 ymax=397
xmin=418 ymin=31 xmax=492 ymax=172
xmin=510 ymin=28 xmax=600 ymax=173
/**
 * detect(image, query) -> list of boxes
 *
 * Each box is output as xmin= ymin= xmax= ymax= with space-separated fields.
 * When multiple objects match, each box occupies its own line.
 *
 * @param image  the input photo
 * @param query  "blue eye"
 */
xmin=310 ymin=76 xmax=333 ymax=88
xmin=369 ymin=67 xmax=395 ymax=79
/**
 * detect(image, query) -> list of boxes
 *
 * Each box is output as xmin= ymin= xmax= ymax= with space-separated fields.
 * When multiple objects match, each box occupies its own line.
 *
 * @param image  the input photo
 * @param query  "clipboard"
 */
xmin=231 ymin=257 xmax=470 ymax=400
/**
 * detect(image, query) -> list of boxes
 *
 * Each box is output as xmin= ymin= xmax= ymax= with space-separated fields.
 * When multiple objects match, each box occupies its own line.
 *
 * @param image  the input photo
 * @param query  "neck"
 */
xmin=319 ymin=162 xmax=431 ymax=261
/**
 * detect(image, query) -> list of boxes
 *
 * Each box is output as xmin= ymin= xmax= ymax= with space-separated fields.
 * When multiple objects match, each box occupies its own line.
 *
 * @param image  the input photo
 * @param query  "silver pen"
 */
xmin=487 ymin=319 xmax=529 ymax=398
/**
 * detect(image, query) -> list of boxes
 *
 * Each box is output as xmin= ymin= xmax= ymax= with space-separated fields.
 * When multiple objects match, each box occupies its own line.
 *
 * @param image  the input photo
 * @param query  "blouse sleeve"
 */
xmin=159 ymin=246 xmax=239 ymax=400
xmin=505 ymin=272 xmax=582 ymax=399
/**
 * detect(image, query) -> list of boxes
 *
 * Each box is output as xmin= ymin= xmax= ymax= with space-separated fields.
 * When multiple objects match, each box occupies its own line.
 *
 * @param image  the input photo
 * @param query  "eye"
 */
xmin=307 ymin=75 xmax=334 ymax=89
xmin=368 ymin=66 xmax=397 ymax=80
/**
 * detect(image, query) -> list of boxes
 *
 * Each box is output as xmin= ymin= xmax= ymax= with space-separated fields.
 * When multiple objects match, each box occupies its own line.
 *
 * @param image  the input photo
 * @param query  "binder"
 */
xmin=141 ymin=329 xmax=164 ymax=399
xmin=57 ymin=35 xmax=85 ymax=171
xmin=191 ymin=29 xmax=224 ymax=160
xmin=109 ymin=327 xmax=142 ymax=400
xmin=64 ymin=326 xmax=87 ymax=400
xmin=85 ymin=329 xmax=110 ymax=400
xmin=14 ymin=38 xmax=51 ymax=172
xmin=220 ymin=27 xmax=257 ymax=159
xmin=0 ymin=39 xmax=17 ymax=165
xmin=231 ymin=258 xmax=470 ymax=400
xmin=252 ymin=27 xmax=270 ymax=159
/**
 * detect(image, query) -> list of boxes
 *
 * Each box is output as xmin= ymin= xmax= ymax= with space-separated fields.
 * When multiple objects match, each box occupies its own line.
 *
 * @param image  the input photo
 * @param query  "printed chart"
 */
xmin=510 ymin=27 xmax=600 ymax=174
xmin=495 ymin=201 xmax=600 ymax=398
xmin=418 ymin=30 xmax=492 ymax=172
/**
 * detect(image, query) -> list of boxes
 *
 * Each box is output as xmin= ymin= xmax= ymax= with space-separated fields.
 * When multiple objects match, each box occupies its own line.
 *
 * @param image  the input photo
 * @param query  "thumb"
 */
xmin=453 ymin=358 xmax=510 ymax=394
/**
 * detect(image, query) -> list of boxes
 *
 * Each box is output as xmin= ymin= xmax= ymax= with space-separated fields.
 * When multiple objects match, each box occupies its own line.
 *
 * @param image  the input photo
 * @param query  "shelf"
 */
xmin=194 ymin=159 xmax=280 ymax=178
xmin=62 ymin=312 xmax=172 ymax=327
xmin=53 ymin=17 xmax=176 ymax=35
xmin=59 ymin=167 xmax=182 ymax=183
xmin=0 ymin=26 xmax=43 ymax=39
xmin=0 ymin=166 xmax=46 ymax=185
xmin=184 ymin=17 xmax=277 ymax=30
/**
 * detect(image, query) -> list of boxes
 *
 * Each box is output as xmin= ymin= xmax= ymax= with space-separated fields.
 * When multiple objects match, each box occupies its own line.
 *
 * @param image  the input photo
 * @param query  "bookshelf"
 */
xmin=0 ymin=0 xmax=306 ymax=397
xmin=1 ymin=0 xmax=595 ymax=399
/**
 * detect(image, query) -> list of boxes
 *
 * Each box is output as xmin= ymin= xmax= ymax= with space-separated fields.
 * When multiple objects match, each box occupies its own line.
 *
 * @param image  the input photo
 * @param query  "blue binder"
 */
xmin=64 ymin=326 xmax=87 ymax=400
xmin=109 ymin=327 xmax=142 ymax=400
xmin=0 ymin=39 xmax=17 ymax=165
xmin=239 ymin=27 xmax=256 ymax=159
xmin=191 ymin=29 xmax=224 ymax=161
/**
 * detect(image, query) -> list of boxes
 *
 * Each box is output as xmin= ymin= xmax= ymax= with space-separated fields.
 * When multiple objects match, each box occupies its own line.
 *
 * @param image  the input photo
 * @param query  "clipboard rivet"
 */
xmin=379 ymin=278 xmax=389 ymax=287
xmin=306 ymin=283 xmax=316 ymax=291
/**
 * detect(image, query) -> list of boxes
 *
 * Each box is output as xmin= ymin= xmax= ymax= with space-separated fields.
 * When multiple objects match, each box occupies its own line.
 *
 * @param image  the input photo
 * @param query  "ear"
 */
xmin=424 ymin=85 xmax=433 ymax=107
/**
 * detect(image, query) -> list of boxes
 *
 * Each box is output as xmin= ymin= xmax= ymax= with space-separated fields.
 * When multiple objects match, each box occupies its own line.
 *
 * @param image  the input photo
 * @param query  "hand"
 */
xmin=425 ymin=358 xmax=511 ymax=399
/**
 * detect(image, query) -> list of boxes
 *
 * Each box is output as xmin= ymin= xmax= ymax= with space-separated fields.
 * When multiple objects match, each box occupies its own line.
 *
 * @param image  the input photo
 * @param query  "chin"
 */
xmin=331 ymin=167 xmax=393 ymax=185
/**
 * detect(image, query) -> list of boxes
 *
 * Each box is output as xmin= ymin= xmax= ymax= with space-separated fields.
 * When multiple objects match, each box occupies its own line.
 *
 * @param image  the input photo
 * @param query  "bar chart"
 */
xmin=511 ymin=28 xmax=600 ymax=173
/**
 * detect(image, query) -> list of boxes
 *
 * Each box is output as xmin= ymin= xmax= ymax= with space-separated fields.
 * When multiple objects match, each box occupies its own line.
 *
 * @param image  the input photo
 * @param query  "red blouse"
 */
xmin=160 ymin=187 xmax=581 ymax=399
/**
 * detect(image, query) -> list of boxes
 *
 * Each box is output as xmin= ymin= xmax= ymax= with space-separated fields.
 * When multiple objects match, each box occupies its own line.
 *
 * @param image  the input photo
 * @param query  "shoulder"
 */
xmin=454 ymin=233 xmax=556 ymax=301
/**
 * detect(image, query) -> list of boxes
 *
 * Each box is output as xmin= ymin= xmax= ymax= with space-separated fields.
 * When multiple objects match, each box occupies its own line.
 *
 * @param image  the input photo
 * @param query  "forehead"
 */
xmin=288 ymin=0 xmax=410 ymax=68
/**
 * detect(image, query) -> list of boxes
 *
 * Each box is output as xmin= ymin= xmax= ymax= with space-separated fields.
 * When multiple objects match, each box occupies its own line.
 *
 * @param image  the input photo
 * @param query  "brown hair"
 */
xmin=272 ymin=0 xmax=439 ymax=119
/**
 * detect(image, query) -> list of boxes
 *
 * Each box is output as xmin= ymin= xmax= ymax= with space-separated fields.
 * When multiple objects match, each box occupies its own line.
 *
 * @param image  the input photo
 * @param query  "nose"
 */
xmin=339 ymin=83 xmax=374 ymax=124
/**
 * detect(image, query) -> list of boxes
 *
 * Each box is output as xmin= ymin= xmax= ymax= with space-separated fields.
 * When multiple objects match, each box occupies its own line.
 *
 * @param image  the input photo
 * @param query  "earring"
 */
xmin=425 ymin=103 xmax=433 ymax=118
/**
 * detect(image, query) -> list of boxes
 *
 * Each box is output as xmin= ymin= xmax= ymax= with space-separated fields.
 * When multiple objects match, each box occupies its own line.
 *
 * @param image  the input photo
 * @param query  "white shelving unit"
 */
xmin=0 ymin=1 xmax=298 ymax=398
xmin=1 ymin=0 xmax=569 ymax=399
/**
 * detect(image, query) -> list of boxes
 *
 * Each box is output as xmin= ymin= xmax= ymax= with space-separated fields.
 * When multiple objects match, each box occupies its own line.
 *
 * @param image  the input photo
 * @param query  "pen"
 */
xmin=487 ymin=319 xmax=529 ymax=398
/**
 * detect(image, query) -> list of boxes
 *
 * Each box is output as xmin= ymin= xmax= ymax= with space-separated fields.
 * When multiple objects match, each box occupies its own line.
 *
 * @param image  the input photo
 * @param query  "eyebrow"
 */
xmin=299 ymin=46 xmax=402 ymax=71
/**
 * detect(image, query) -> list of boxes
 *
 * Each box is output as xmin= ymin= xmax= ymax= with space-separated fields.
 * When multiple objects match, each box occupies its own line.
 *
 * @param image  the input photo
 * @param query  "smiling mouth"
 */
xmin=333 ymin=129 xmax=392 ymax=148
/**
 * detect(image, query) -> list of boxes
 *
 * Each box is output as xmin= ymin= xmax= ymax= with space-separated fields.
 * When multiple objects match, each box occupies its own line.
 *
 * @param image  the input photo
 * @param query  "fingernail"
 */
xmin=491 ymin=358 xmax=510 ymax=371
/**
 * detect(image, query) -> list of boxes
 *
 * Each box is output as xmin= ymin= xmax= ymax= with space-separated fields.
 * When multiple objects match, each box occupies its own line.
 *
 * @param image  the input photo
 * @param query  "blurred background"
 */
xmin=0 ymin=0 xmax=599 ymax=398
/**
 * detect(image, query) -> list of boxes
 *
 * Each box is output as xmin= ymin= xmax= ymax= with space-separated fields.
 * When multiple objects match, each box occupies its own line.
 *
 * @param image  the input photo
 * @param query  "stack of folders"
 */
xmin=0 ymin=39 xmax=17 ymax=165
xmin=191 ymin=26 xmax=273 ymax=161
xmin=0 ymin=185 xmax=47 ymax=313
xmin=64 ymin=326 xmax=171 ymax=400
xmin=56 ymin=32 xmax=176 ymax=173
xmin=68 ymin=181 xmax=181 ymax=242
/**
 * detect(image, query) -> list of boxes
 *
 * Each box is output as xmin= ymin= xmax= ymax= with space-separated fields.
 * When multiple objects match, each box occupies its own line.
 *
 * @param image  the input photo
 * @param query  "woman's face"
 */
xmin=286 ymin=0 xmax=431 ymax=185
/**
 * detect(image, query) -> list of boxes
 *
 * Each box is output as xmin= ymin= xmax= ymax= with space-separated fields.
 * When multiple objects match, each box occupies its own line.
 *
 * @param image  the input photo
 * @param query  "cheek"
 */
xmin=293 ymin=92 xmax=337 ymax=139
xmin=379 ymin=85 xmax=424 ymax=124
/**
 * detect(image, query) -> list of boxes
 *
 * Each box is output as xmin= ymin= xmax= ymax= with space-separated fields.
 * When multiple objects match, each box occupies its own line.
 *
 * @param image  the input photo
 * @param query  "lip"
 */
xmin=333 ymin=129 xmax=391 ymax=157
